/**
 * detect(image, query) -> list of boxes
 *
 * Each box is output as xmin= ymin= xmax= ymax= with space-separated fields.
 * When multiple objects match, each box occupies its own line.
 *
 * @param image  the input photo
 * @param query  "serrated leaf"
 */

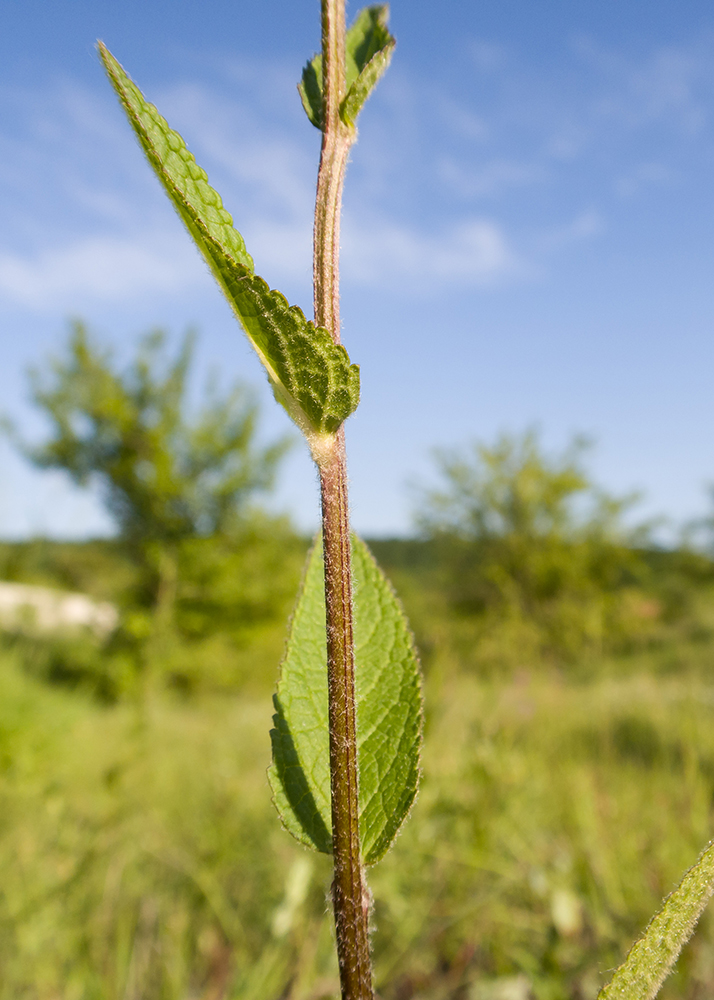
xmin=341 ymin=5 xmax=395 ymax=128
xmin=269 ymin=535 xmax=422 ymax=864
xmin=99 ymin=44 xmax=359 ymax=444
xmin=298 ymin=4 xmax=395 ymax=131
xmin=598 ymin=840 xmax=714 ymax=1000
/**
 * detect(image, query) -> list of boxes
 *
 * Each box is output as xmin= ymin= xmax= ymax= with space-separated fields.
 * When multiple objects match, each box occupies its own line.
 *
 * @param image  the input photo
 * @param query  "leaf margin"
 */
xmin=98 ymin=42 xmax=360 ymax=455
xmin=268 ymin=533 xmax=423 ymax=864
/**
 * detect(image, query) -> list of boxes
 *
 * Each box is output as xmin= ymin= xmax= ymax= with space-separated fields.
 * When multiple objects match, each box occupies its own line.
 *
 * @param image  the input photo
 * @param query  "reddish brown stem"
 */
xmin=312 ymin=2 xmax=373 ymax=997
xmin=319 ymin=431 xmax=372 ymax=999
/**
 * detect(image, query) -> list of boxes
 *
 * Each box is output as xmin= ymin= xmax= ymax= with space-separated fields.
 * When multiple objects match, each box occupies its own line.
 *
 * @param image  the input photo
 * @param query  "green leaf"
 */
xmin=99 ymin=44 xmax=360 ymax=447
xmin=269 ymin=535 xmax=422 ymax=864
xmin=298 ymin=4 xmax=395 ymax=131
xmin=341 ymin=5 xmax=395 ymax=128
xmin=298 ymin=57 xmax=323 ymax=130
xmin=598 ymin=840 xmax=714 ymax=1000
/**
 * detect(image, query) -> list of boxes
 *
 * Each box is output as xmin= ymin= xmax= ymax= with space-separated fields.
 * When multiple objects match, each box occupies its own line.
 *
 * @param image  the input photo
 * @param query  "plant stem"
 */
xmin=314 ymin=0 xmax=355 ymax=341
xmin=320 ymin=436 xmax=372 ymax=1000
xmin=313 ymin=2 xmax=372 ymax=999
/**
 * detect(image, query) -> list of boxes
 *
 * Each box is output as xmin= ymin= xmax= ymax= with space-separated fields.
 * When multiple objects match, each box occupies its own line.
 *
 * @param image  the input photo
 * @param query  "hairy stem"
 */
xmin=313 ymin=0 xmax=355 ymax=339
xmin=320 ymin=435 xmax=372 ymax=1000
xmin=313 ymin=2 xmax=372 ymax=999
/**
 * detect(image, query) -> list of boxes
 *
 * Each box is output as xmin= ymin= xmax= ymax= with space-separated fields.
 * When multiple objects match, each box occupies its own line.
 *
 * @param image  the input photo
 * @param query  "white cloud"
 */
xmin=156 ymin=83 xmax=317 ymax=220
xmin=0 ymin=231 xmax=209 ymax=310
xmin=615 ymin=162 xmax=672 ymax=199
xmin=538 ymin=210 xmax=605 ymax=251
xmin=12 ymin=36 xmax=701 ymax=316
xmin=437 ymin=97 xmax=490 ymax=142
xmin=572 ymin=35 xmax=714 ymax=136
xmin=467 ymin=41 xmax=508 ymax=74
xmin=343 ymin=216 xmax=523 ymax=288
xmin=0 ymin=214 xmax=314 ymax=313
xmin=243 ymin=219 xmax=312 ymax=281
xmin=0 ymin=73 xmax=535 ymax=306
xmin=439 ymin=157 xmax=545 ymax=198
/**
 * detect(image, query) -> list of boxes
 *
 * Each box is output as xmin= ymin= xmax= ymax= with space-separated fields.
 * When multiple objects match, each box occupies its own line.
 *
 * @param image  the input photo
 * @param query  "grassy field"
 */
xmin=1 ymin=626 xmax=714 ymax=999
xmin=9 ymin=320 xmax=713 ymax=996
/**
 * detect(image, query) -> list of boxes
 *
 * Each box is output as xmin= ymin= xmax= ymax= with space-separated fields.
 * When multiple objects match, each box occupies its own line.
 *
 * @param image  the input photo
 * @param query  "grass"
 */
xmin=1 ymin=635 xmax=713 ymax=999
xmin=372 ymin=670 xmax=714 ymax=999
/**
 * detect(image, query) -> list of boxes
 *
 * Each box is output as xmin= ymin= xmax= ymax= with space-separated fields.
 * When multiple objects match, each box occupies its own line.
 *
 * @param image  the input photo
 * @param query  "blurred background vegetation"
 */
xmin=1 ymin=326 xmax=714 ymax=999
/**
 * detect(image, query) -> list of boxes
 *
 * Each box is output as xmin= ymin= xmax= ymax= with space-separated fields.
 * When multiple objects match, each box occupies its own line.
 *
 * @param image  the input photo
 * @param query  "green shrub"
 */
xmin=411 ymin=432 xmax=673 ymax=672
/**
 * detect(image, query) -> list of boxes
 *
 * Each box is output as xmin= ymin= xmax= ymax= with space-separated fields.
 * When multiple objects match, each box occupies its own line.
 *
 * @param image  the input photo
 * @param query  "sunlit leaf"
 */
xmin=269 ymin=535 xmax=422 ymax=863
xmin=99 ymin=44 xmax=359 ymax=447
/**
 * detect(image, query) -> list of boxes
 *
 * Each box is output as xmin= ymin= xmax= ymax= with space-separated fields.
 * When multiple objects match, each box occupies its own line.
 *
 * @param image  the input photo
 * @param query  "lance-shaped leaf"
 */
xmin=298 ymin=4 xmax=395 ymax=130
xmin=269 ymin=535 xmax=422 ymax=864
xmin=99 ymin=44 xmax=359 ymax=448
xmin=598 ymin=840 xmax=714 ymax=1000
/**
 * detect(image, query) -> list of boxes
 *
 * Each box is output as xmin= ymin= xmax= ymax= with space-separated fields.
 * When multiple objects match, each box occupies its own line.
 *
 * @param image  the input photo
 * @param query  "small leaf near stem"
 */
xmin=314 ymin=1 xmax=373 ymax=998
xmin=298 ymin=6 xmax=396 ymax=131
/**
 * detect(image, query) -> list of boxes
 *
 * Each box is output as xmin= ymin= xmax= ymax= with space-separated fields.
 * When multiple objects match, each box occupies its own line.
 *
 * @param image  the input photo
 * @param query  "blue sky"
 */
xmin=2 ymin=0 xmax=714 ymax=538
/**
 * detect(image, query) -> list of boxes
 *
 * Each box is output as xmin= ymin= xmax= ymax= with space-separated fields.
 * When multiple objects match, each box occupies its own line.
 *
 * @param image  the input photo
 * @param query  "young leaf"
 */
xmin=298 ymin=57 xmax=323 ymax=130
xmin=269 ymin=535 xmax=422 ymax=864
xmin=598 ymin=840 xmax=714 ymax=1000
xmin=341 ymin=5 xmax=396 ymax=128
xmin=298 ymin=4 xmax=395 ymax=130
xmin=98 ymin=44 xmax=360 ymax=450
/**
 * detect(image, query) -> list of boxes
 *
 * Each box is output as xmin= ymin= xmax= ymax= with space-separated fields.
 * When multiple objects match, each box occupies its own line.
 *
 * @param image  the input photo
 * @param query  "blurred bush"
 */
xmin=390 ymin=431 xmax=714 ymax=676
xmin=4 ymin=323 xmax=306 ymax=698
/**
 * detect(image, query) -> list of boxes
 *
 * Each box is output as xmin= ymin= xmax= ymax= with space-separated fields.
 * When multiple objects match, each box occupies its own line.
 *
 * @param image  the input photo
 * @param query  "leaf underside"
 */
xmin=99 ymin=44 xmax=359 ymax=440
xmin=598 ymin=840 xmax=714 ymax=1000
xmin=269 ymin=535 xmax=423 ymax=865
xmin=298 ymin=4 xmax=395 ymax=130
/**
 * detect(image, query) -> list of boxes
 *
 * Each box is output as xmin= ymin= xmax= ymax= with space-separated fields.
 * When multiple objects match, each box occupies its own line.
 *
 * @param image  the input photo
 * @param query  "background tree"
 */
xmin=21 ymin=321 xmax=297 ymax=693
xmin=414 ymin=430 xmax=653 ymax=665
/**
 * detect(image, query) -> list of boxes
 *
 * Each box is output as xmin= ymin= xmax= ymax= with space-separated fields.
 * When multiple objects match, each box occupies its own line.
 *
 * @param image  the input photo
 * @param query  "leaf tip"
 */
xmin=96 ymin=40 xmax=116 ymax=73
